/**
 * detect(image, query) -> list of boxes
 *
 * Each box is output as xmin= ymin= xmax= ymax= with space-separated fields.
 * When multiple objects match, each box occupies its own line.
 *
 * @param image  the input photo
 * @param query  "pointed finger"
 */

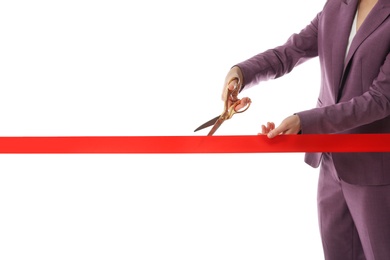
xmin=267 ymin=124 xmax=286 ymax=138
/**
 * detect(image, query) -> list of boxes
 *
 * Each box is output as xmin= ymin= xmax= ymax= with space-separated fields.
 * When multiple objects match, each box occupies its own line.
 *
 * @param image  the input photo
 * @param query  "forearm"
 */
xmin=235 ymin=14 xmax=320 ymax=90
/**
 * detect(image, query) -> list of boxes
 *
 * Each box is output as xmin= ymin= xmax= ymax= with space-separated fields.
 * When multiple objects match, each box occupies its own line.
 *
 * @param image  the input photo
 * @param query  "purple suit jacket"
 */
xmin=236 ymin=0 xmax=390 ymax=185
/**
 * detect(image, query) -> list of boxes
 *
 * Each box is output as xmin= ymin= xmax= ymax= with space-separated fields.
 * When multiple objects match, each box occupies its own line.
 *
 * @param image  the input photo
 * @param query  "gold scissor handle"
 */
xmin=233 ymin=99 xmax=251 ymax=114
xmin=225 ymin=98 xmax=251 ymax=119
xmin=222 ymin=80 xmax=251 ymax=120
xmin=205 ymin=78 xmax=250 ymax=136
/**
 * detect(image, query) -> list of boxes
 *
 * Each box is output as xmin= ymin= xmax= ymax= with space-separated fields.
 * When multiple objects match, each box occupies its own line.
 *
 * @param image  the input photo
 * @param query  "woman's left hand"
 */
xmin=259 ymin=115 xmax=301 ymax=138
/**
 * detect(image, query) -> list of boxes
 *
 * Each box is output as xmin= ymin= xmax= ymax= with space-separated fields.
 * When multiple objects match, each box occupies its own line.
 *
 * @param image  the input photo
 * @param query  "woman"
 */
xmin=223 ymin=0 xmax=390 ymax=259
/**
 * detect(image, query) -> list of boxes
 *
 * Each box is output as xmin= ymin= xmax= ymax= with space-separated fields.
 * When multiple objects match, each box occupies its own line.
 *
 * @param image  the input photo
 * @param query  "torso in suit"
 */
xmin=236 ymin=0 xmax=390 ymax=185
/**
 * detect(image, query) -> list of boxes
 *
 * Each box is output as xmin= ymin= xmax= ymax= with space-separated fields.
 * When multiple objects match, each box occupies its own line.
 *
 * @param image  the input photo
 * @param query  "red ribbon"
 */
xmin=0 ymin=134 xmax=389 ymax=153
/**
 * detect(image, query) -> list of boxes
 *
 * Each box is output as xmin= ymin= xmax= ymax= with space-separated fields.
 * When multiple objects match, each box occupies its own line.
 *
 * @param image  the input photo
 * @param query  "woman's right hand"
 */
xmin=222 ymin=66 xmax=250 ymax=111
xmin=221 ymin=66 xmax=243 ymax=100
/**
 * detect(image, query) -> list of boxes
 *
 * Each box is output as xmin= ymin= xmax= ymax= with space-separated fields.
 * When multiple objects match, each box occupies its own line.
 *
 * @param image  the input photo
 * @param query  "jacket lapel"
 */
xmin=344 ymin=0 xmax=390 ymax=70
xmin=332 ymin=0 xmax=359 ymax=100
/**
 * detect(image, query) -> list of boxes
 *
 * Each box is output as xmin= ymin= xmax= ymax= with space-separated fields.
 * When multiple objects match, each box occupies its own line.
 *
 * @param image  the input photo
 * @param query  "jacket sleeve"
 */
xmin=297 ymin=51 xmax=390 ymax=134
xmin=235 ymin=13 xmax=321 ymax=90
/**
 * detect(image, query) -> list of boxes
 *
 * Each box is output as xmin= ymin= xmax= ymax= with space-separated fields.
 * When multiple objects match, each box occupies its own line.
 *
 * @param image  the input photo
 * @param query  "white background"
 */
xmin=1 ymin=0 xmax=325 ymax=259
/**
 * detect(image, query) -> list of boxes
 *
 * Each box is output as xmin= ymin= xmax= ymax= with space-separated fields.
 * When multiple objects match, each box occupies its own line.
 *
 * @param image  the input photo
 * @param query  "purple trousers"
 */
xmin=318 ymin=153 xmax=390 ymax=260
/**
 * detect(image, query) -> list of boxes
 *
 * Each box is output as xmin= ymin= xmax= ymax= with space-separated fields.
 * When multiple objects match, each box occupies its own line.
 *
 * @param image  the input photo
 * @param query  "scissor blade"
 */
xmin=207 ymin=118 xmax=224 ymax=136
xmin=194 ymin=115 xmax=220 ymax=132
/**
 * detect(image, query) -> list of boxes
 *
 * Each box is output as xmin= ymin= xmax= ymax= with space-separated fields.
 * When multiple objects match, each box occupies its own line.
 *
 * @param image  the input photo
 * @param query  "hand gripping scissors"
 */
xmin=194 ymin=80 xmax=251 ymax=136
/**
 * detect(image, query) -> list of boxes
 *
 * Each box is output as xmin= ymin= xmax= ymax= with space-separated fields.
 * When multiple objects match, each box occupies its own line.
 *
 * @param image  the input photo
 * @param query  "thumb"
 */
xmin=222 ymin=78 xmax=238 ymax=101
xmin=267 ymin=125 xmax=285 ymax=138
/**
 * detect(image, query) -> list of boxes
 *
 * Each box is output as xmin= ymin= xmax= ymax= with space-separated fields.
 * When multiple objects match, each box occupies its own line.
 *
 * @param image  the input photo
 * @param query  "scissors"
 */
xmin=194 ymin=79 xmax=251 ymax=136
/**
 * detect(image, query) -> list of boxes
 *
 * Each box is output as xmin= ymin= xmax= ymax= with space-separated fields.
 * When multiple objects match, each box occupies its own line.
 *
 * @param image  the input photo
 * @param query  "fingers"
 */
xmin=266 ymin=115 xmax=301 ymax=138
xmin=234 ymin=97 xmax=251 ymax=111
xmin=223 ymin=79 xmax=251 ymax=111
xmin=260 ymin=122 xmax=275 ymax=135
xmin=267 ymin=124 xmax=285 ymax=138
